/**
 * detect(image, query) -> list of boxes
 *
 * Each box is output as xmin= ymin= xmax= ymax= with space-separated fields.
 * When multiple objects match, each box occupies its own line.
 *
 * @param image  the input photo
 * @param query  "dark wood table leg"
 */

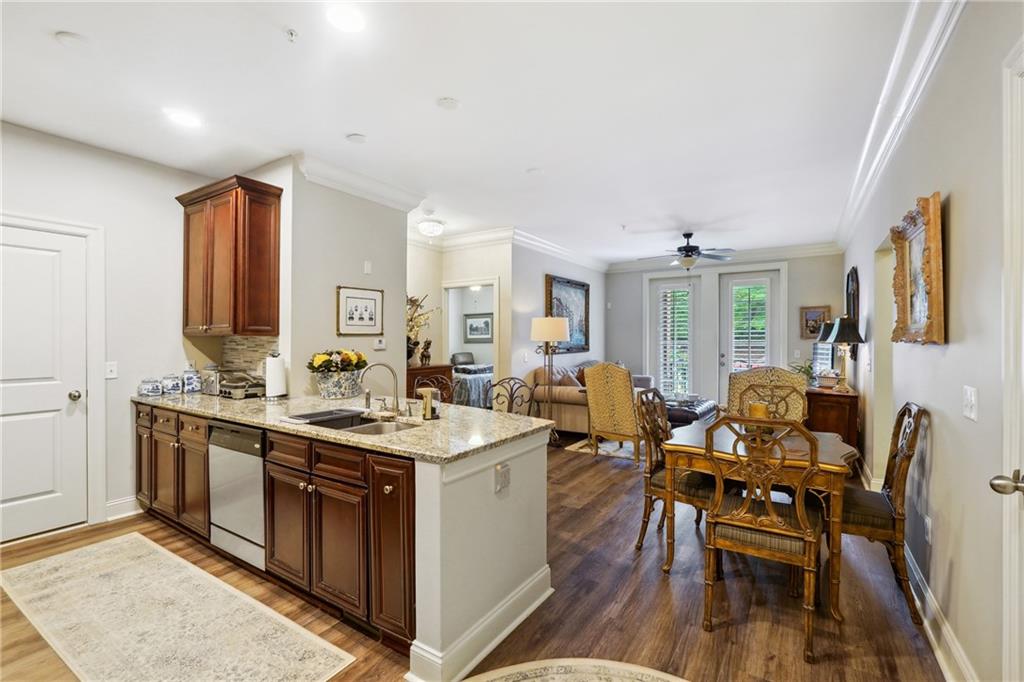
xmin=661 ymin=454 xmax=676 ymax=573
xmin=829 ymin=479 xmax=845 ymax=622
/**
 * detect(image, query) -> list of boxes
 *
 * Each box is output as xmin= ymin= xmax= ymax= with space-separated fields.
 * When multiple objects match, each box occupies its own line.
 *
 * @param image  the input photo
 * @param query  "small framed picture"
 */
xmin=800 ymin=305 xmax=831 ymax=340
xmin=337 ymin=286 xmax=383 ymax=336
xmin=463 ymin=313 xmax=493 ymax=343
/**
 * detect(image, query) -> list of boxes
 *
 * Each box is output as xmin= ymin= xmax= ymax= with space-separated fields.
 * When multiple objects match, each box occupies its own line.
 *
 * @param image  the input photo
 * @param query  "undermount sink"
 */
xmin=343 ymin=420 xmax=420 ymax=435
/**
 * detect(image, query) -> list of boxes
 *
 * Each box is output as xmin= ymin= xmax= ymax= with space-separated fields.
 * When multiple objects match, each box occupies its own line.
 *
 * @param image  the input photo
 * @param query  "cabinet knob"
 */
xmin=383 ymin=484 xmax=394 ymax=495
xmin=307 ymin=484 xmax=316 ymax=494
xmin=141 ymin=433 xmax=149 ymax=440
xmin=298 ymin=481 xmax=306 ymax=490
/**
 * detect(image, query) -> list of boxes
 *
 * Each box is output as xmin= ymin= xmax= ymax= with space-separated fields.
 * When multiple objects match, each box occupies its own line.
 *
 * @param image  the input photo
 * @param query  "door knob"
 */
xmin=990 ymin=469 xmax=1024 ymax=496
xmin=68 ymin=390 xmax=82 ymax=401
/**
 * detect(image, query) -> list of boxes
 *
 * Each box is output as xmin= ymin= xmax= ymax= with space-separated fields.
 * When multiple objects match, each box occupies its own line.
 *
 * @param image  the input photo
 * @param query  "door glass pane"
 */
xmin=658 ymin=286 xmax=691 ymax=398
xmin=731 ymin=281 xmax=768 ymax=370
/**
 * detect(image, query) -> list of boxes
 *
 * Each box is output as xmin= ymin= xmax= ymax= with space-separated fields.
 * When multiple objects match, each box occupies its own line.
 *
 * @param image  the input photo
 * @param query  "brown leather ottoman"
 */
xmin=667 ymin=399 xmax=718 ymax=428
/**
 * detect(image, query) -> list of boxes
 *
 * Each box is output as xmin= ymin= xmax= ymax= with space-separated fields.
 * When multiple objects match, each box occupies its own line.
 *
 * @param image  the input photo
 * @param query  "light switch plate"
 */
xmin=373 ymin=338 xmax=386 ymax=350
xmin=363 ymin=260 xmax=372 ymax=275
xmin=924 ymin=515 xmax=933 ymax=543
xmin=494 ymin=462 xmax=511 ymax=493
xmin=105 ymin=361 xmax=118 ymax=379
xmin=962 ymin=385 xmax=978 ymax=421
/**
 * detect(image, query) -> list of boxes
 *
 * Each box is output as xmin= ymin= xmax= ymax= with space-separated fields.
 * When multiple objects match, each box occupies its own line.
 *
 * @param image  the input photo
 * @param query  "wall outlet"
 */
xmin=793 ymin=349 xmax=801 ymax=359
xmin=373 ymin=338 xmax=386 ymax=350
xmin=962 ymin=385 xmax=978 ymax=421
xmin=105 ymin=361 xmax=118 ymax=379
xmin=494 ymin=462 xmax=511 ymax=493
xmin=606 ymin=301 xmax=612 ymax=310
xmin=923 ymin=515 xmax=933 ymax=543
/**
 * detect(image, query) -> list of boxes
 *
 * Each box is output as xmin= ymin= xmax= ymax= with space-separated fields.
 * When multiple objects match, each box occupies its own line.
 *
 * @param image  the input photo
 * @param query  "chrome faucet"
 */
xmin=360 ymin=363 xmax=400 ymax=420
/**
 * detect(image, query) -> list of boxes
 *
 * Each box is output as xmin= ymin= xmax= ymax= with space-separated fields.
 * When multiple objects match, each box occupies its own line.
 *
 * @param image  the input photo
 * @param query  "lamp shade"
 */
xmin=826 ymin=315 xmax=864 ymax=345
xmin=816 ymin=319 xmax=836 ymax=343
xmin=531 ymin=316 xmax=570 ymax=343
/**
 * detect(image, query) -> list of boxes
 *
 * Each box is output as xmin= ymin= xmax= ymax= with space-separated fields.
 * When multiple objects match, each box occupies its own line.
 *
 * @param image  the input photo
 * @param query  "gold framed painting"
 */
xmin=890 ymin=192 xmax=945 ymax=344
xmin=799 ymin=305 xmax=831 ymax=339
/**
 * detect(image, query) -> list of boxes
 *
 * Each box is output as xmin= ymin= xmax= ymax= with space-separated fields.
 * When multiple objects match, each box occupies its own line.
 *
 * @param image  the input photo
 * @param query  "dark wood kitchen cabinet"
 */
xmin=178 ymin=439 xmax=209 ymax=537
xmin=312 ymin=476 xmax=368 ymax=615
xmin=151 ymin=430 xmax=179 ymax=518
xmin=176 ymin=175 xmax=281 ymax=337
xmin=265 ymin=462 xmax=311 ymax=589
xmin=134 ymin=405 xmax=153 ymax=510
xmin=141 ymin=406 xmax=209 ymax=540
xmin=369 ymin=455 xmax=415 ymax=641
xmin=806 ymin=386 xmax=860 ymax=448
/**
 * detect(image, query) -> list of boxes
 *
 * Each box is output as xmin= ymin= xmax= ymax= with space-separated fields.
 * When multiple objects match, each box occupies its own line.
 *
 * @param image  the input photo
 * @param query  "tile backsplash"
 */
xmin=222 ymin=336 xmax=279 ymax=375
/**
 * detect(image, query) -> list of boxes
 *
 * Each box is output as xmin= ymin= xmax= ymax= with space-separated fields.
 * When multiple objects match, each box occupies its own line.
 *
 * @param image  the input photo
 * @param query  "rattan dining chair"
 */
xmin=840 ymin=402 xmax=928 ymax=625
xmin=634 ymin=389 xmax=715 ymax=550
xmin=584 ymin=363 xmax=643 ymax=466
xmin=725 ymin=366 xmax=808 ymax=421
xmin=701 ymin=414 xmax=823 ymax=663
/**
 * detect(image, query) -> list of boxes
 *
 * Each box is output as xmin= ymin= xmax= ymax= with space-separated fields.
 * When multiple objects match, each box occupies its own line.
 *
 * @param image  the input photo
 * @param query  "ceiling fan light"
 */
xmin=418 ymin=219 xmax=445 ymax=238
xmin=680 ymin=255 xmax=699 ymax=270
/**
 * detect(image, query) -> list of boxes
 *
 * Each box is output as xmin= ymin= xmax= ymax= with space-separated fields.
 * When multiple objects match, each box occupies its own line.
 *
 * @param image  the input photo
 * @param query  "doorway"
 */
xmin=441 ymin=279 xmax=499 ymax=371
xmin=718 ymin=270 xmax=782 ymax=399
xmin=869 ymin=245 xmax=896 ymax=490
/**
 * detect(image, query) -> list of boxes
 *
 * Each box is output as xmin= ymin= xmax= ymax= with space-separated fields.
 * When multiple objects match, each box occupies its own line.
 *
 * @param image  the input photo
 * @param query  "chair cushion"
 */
xmin=558 ymin=373 xmax=582 ymax=387
xmin=714 ymin=495 xmax=822 ymax=555
xmin=651 ymin=468 xmax=715 ymax=500
xmin=841 ymin=486 xmax=896 ymax=531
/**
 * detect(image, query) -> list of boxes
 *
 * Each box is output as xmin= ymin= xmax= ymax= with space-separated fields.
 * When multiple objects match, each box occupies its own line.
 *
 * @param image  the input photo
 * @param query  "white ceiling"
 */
xmin=2 ymin=2 xmax=907 ymax=264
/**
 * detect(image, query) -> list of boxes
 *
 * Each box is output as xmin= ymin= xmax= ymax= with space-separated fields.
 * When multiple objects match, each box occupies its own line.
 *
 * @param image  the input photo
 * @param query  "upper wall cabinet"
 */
xmin=176 ymin=176 xmax=282 ymax=336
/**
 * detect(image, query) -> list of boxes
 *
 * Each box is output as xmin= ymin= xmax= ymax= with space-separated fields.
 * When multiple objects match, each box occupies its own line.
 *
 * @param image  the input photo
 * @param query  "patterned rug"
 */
xmin=466 ymin=658 xmax=687 ymax=681
xmin=0 ymin=533 xmax=354 ymax=681
xmin=565 ymin=437 xmax=642 ymax=462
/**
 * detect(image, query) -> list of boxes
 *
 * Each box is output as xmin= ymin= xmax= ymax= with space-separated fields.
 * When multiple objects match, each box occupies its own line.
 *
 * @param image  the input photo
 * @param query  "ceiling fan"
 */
xmin=638 ymin=232 xmax=735 ymax=270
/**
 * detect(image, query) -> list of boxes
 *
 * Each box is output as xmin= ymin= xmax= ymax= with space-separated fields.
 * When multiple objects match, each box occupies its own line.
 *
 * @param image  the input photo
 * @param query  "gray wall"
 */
xmin=842 ymin=3 xmax=1020 ymax=677
xmin=510 ymin=244 xmax=606 ymax=378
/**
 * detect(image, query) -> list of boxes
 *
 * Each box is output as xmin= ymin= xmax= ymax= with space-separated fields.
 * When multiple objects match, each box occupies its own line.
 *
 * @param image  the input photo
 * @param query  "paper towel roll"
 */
xmin=265 ymin=353 xmax=287 ymax=397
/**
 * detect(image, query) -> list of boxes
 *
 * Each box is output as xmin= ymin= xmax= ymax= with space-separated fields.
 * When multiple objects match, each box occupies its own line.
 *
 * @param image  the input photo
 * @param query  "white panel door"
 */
xmin=718 ymin=270 xmax=781 ymax=400
xmin=1 ymin=225 xmax=88 ymax=541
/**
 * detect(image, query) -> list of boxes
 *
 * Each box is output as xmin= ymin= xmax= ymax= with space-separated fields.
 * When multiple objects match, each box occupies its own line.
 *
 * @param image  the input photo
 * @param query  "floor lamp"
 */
xmin=531 ymin=316 xmax=570 ymax=443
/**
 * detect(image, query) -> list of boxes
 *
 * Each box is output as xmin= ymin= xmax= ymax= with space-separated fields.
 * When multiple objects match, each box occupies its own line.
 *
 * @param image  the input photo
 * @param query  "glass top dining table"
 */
xmin=662 ymin=418 xmax=861 ymax=622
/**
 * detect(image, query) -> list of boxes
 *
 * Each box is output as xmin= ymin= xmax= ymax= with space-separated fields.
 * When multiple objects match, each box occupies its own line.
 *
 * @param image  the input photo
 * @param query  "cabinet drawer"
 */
xmin=135 ymin=403 xmax=152 ymax=427
xmin=267 ymin=431 xmax=312 ymax=470
xmin=153 ymin=409 xmax=179 ymax=436
xmin=313 ymin=443 xmax=366 ymax=486
xmin=179 ymin=414 xmax=208 ymax=444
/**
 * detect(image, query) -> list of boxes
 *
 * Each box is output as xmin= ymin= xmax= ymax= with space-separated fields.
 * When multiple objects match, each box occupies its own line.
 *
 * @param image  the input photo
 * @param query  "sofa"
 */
xmin=524 ymin=360 xmax=654 ymax=433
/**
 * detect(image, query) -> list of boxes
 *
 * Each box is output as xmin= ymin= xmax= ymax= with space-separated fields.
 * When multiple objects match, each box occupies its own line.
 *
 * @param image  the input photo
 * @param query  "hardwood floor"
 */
xmin=1 ymin=448 xmax=943 ymax=682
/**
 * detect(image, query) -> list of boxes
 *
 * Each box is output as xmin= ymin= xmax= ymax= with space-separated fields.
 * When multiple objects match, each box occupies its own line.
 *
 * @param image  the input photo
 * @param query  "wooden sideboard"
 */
xmin=406 ymin=364 xmax=453 ymax=398
xmin=806 ymin=386 xmax=860 ymax=448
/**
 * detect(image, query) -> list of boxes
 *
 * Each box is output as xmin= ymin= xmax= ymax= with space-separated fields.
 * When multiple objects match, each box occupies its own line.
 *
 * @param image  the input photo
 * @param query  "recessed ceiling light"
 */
xmin=53 ymin=30 xmax=86 ymax=46
xmin=418 ymin=219 xmax=445 ymax=238
xmin=345 ymin=133 xmax=367 ymax=144
xmin=326 ymin=3 xmax=366 ymax=33
xmin=162 ymin=107 xmax=202 ymax=129
xmin=436 ymin=97 xmax=460 ymax=111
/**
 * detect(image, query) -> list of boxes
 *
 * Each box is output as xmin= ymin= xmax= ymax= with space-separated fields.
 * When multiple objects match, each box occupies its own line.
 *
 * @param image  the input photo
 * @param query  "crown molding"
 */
xmin=606 ymin=242 xmax=843 ymax=274
xmin=295 ymin=153 xmax=424 ymax=212
xmin=407 ymin=226 xmax=610 ymax=272
xmin=836 ymin=0 xmax=966 ymax=247
xmin=510 ymin=229 xmax=609 ymax=273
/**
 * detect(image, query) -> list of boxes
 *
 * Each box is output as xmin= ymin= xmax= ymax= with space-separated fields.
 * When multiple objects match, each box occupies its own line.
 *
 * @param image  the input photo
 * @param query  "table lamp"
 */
xmin=531 ymin=317 xmax=570 ymax=440
xmin=825 ymin=315 xmax=864 ymax=393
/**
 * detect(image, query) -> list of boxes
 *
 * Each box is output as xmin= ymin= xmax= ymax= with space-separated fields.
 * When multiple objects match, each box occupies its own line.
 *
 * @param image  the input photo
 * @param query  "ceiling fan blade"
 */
xmin=636 ymin=254 xmax=675 ymax=261
xmin=702 ymin=248 xmax=736 ymax=254
xmin=700 ymin=253 xmax=733 ymax=261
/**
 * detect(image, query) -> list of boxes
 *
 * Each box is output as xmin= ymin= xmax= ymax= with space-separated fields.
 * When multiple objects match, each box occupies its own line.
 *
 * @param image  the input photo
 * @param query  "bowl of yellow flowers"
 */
xmin=307 ymin=349 xmax=369 ymax=399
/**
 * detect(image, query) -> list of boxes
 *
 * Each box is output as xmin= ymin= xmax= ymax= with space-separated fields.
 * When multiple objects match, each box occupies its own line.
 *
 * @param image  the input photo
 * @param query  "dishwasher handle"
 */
xmin=209 ymin=421 xmax=264 ymax=456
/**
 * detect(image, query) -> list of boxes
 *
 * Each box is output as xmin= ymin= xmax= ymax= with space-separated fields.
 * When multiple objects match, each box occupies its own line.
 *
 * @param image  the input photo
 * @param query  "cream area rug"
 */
xmin=565 ymin=437 xmax=642 ymax=461
xmin=466 ymin=658 xmax=687 ymax=681
xmin=0 ymin=533 xmax=354 ymax=681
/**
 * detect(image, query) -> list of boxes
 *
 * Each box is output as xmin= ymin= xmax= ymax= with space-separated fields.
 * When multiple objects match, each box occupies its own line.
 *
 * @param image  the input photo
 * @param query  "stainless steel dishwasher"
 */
xmin=208 ymin=422 xmax=265 ymax=570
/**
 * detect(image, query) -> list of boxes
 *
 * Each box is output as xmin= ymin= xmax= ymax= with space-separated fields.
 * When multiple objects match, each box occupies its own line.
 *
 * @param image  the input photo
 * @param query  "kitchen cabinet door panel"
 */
xmin=151 ymin=431 xmax=179 ymax=518
xmin=369 ymin=455 xmax=415 ymax=640
xmin=135 ymin=425 xmax=152 ymax=509
xmin=206 ymin=192 xmax=236 ymax=336
xmin=235 ymin=191 xmax=279 ymax=335
xmin=182 ymin=202 xmax=208 ymax=335
xmin=178 ymin=440 xmax=209 ymax=538
xmin=265 ymin=463 xmax=310 ymax=590
xmin=312 ymin=476 xmax=367 ymax=616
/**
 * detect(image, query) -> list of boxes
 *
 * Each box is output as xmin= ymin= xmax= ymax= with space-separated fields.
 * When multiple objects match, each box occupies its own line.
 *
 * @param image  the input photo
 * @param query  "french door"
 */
xmin=1 ymin=224 xmax=89 ymax=541
xmin=718 ymin=271 xmax=781 ymax=400
xmin=648 ymin=277 xmax=700 ymax=399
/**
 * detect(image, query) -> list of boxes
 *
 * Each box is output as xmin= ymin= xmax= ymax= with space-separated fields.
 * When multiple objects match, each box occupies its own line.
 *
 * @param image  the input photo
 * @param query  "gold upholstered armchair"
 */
xmin=583 ymin=363 xmax=642 ymax=466
xmin=724 ymin=366 xmax=808 ymax=421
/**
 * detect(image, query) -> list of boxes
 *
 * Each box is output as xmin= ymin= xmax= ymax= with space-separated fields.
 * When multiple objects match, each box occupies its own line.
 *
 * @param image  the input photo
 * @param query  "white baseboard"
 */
xmin=858 ymin=465 xmax=885 ymax=492
xmin=406 ymin=564 xmax=553 ymax=682
xmin=905 ymin=549 xmax=978 ymax=681
xmin=105 ymin=496 xmax=143 ymax=521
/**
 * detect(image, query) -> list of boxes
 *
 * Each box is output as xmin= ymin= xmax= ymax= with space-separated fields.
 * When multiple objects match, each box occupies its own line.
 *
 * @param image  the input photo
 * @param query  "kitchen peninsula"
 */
xmin=131 ymin=393 xmax=553 ymax=682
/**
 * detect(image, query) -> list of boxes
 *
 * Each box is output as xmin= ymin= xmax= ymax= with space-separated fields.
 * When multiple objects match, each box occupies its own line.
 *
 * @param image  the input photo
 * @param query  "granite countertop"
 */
xmin=132 ymin=393 xmax=553 ymax=465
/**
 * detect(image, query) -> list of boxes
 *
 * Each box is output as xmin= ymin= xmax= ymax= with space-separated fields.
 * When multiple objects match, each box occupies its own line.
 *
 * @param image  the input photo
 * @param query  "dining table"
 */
xmin=662 ymin=418 xmax=860 ymax=622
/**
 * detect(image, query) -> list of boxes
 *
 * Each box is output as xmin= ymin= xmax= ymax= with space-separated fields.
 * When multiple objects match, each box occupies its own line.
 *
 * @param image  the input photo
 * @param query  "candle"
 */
xmin=748 ymin=401 xmax=769 ymax=419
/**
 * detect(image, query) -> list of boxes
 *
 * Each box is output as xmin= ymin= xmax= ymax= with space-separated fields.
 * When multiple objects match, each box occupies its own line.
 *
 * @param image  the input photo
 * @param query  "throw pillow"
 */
xmin=559 ymin=373 xmax=582 ymax=387
xmin=576 ymin=367 xmax=587 ymax=386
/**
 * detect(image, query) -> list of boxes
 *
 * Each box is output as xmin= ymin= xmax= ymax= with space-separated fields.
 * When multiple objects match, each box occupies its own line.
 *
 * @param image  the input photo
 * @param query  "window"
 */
xmin=657 ymin=284 xmax=692 ymax=398
xmin=812 ymin=342 xmax=834 ymax=374
xmin=730 ymin=280 xmax=768 ymax=370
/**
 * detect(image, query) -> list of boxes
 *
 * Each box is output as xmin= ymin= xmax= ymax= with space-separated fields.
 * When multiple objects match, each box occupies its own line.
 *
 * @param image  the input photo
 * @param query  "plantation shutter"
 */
xmin=731 ymin=281 xmax=769 ymax=370
xmin=812 ymin=342 xmax=834 ymax=374
xmin=657 ymin=284 xmax=692 ymax=398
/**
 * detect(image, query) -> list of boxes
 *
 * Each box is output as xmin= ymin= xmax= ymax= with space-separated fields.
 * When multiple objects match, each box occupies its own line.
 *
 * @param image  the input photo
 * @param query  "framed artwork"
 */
xmin=845 ymin=267 xmax=860 ymax=360
xmin=545 ymin=274 xmax=590 ymax=353
xmin=799 ymin=306 xmax=832 ymax=339
xmin=891 ymin=191 xmax=945 ymax=344
xmin=336 ymin=286 xmax=383 ymax=336
xmin=463 ymin=313 xmax=493 ymax=343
